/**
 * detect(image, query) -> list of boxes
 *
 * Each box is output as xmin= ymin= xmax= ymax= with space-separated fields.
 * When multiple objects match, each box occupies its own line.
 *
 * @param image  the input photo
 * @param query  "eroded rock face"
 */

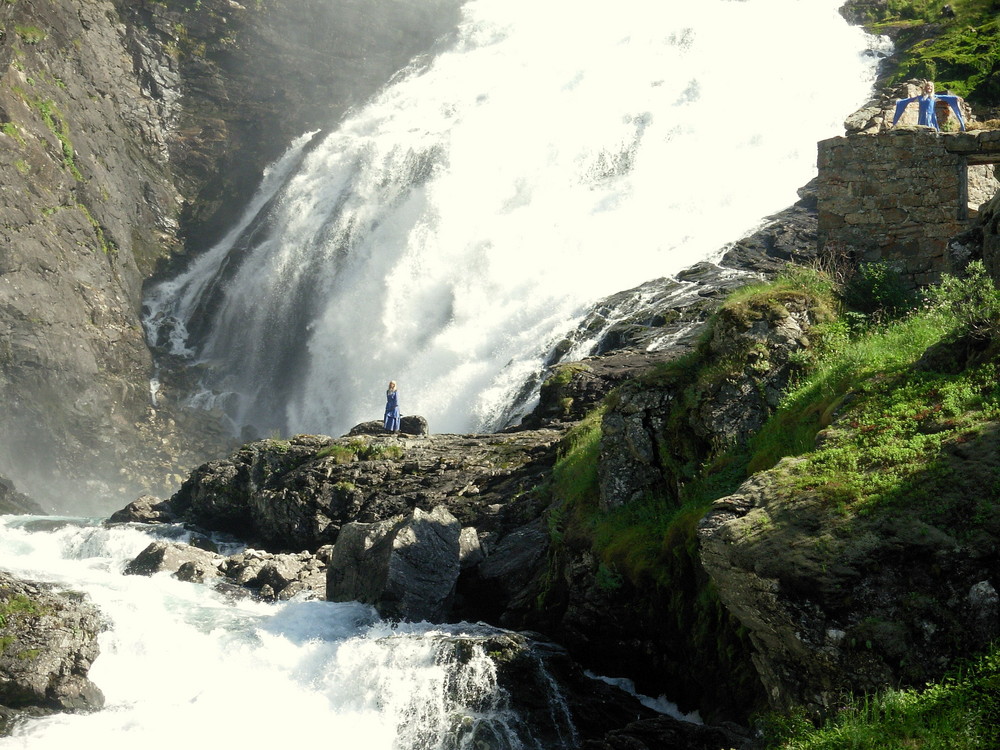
xmin=0 ymin=572 xmax=105 ymax=725
xmin=0 ymin=0 xmax=181 ymax=510
xmin=597 ymin=291 xmax=817 ymax=513
xmin=0 ymin=476 xmax=43 ymax=516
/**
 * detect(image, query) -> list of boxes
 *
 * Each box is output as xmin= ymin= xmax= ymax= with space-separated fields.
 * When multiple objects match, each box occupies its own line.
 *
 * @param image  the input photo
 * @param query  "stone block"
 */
xmin=943 ymin=132 xmax=979 ymax=153
xmin=881 ymin=207 xmax=908 ymax=223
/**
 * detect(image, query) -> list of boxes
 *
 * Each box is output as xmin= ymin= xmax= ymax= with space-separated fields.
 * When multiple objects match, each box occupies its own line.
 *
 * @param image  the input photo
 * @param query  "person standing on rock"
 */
xmin=892 ymin=80 xmax=966 ymax=131
xmin=384 ymin=381 xmax=401 ymax=433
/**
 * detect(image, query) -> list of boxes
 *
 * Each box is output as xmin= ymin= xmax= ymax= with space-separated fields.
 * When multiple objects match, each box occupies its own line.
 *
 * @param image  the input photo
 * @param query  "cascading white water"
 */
xmin=0 ymin=516 xmax=589 ymax=750
xmin=144 ymin=0 xmax=886 ymax=438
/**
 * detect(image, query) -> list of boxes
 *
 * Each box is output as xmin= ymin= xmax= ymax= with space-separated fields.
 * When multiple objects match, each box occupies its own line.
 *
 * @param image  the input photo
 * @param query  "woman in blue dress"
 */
xmin=892 ymin=80 xmax=966 ymax=131
xmin=384 ymin=381 xmax=401 ymax=432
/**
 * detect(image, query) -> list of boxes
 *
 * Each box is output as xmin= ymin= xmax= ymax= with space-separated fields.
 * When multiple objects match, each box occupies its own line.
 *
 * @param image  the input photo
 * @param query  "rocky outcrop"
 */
xmin=105 ymin=494 xmax=177 ymax=525
xmin=122 ymin=538 xmax=331 ymax=601
xmin=699 ymin=434 xmax=1000 ymax=715
xmin=598 ymin=287 xmax=819 ymax=512
xmin=123 ymin=539 xmax=223 ymax=577
xmin=168 ymin=430 xmax=562 ymax=551
xmin=348 ymin=415 xmax=430 ymax=437
xmin=327 ymin=505 xmax=461 ymax=622
xmin=519 ymin=183 xmax=822 ymax=431
xmin=0 ymin=475 xmax=43 ymax=515
xmin=0 ymin=572 xmax=105 ymax=732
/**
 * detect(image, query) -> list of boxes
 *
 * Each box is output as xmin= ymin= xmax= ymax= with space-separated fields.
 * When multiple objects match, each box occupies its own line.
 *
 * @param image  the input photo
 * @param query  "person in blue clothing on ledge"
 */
xmin=892 ymin=79 xmax=966 ymax=131
xmin=384 ymin=380 xmax=401 ymax=433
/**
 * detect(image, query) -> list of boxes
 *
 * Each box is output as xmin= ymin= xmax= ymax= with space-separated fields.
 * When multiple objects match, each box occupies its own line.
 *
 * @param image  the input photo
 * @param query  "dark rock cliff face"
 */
xmin=0 ymin=0 xmax=463 ymax=512
xmin=1 ymin=0 xmax=179 ymax=510
xmin=118 ymin=0 xmax=465 ymax=254
xmin=0 ymin=475 xmax=42 ymax=516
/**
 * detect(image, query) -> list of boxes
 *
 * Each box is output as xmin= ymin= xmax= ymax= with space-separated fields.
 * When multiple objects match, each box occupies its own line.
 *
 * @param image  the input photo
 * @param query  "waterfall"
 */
xmin=143 ymin=0 xmax=886 ymax=438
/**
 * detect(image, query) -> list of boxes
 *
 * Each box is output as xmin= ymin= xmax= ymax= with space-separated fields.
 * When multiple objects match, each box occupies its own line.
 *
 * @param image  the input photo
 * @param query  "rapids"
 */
xmin=0 ymin=516 xmax=581 ymax=749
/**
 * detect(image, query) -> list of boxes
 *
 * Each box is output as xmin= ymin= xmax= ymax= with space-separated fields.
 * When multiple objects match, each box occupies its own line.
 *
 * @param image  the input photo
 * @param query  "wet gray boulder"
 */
xmin=327 ymin=506 xmax=461 ymax=622
xmin=106 ymin=495 xmax=178 ymax=525
xmin=122 ymin=540 xmax=331 ymax=601
xmin=123 ymin=540 xmax=223 ymax=578
xmin=0 ymin=572 xmax=105 ymax=728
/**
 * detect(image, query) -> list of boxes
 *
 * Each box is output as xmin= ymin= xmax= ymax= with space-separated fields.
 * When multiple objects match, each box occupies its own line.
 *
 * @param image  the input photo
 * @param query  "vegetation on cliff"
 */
xmin=542 ymin=254 xmax=1000 ymax=742
xmin=769 ymin=642 xmax=1000 ymax=749
xmin=852 ymin=0 xmax=1000 ymax=103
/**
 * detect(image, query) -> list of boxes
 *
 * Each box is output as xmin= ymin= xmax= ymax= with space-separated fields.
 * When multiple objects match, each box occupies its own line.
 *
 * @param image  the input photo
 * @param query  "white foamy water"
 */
xmin=0 ymin=516 xmax=573 ymax=750
xmin=144 ymin=0 xmax=886 ymax=437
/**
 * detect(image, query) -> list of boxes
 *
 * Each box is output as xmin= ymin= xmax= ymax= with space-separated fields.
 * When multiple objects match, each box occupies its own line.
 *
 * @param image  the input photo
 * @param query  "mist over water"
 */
xmin=145 ymin=0 xmax=886 ymax=438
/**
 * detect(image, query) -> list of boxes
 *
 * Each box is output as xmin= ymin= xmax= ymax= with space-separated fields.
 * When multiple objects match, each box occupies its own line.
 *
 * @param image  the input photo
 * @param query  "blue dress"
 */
xmin=892 ymin=94 xmax=965 ymax=131
xmin=384 ymin=389 xmax=400 ymax=432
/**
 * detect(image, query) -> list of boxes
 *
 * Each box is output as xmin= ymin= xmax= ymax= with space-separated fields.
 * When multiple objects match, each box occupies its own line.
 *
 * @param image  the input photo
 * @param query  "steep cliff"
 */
xmin=0 ymin=0 xmax=463 ymax=512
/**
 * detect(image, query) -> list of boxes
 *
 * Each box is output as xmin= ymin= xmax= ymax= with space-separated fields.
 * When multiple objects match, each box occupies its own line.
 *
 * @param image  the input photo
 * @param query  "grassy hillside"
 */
xmin=544 ymin=258 xmax=1000 ymax=744
xmin=855 ymin=0 xmax=1000 ymax=104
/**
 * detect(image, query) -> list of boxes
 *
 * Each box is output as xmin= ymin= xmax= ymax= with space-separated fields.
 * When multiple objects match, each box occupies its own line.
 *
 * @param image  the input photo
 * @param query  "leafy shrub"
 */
xmin=840 ymin=261 xmax=915 ymax=319
xmin=926 ymin=260 xmax=1000 ymax=340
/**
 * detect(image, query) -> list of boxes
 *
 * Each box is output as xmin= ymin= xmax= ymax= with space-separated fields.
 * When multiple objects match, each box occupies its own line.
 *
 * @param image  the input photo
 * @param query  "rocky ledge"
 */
xmin=109 ymin=427 xmax=564 ymax=623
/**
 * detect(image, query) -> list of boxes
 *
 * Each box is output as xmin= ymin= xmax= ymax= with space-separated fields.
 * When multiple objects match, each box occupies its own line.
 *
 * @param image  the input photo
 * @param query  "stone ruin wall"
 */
xmin=817 ymin=129 xmax=1000 ymax=287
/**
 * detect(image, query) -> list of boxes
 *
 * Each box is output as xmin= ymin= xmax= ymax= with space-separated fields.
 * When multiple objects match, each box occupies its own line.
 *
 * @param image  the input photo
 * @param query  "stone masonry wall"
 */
xmin=817 ymin=129 xmax=1000 ymax=287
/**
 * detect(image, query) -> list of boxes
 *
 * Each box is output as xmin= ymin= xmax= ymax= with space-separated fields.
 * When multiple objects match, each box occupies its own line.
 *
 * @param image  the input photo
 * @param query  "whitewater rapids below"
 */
xmin=0 ymin=514 xmax=687 ymax=749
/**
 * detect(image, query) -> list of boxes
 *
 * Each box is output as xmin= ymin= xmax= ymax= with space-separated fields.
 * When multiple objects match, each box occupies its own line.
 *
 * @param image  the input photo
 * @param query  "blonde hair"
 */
xmin=388 ymin=381 xmax=397 ymax=391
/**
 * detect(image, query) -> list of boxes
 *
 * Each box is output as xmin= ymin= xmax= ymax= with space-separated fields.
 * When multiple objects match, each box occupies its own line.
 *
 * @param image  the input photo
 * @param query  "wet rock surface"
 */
xmin=327 ymin=505 xmax=461 ymax=622
xmin=0 ymin=572 xmax=105 ymax=733
xmin=166 ymin=430 xmax=562 ymax=552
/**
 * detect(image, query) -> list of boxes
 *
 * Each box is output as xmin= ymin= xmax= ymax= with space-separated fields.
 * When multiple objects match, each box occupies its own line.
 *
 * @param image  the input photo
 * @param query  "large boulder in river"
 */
xmin=106 ymin=495 xmax=178 ymax=525
xmin=327 ymin=506 xmax=461 ymax=622
xmin=123 ymin=540 xmax=224 ymax=578
xmin=0 ymin=572 xmax=105 ymax=728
